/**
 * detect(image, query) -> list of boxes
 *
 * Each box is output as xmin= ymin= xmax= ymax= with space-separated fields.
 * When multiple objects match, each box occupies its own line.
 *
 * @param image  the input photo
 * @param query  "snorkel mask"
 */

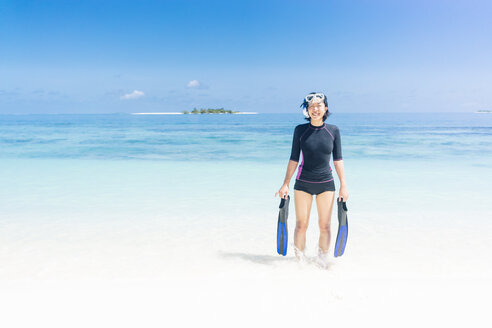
xmin=305 ymin=93 xmax=325 ymax=103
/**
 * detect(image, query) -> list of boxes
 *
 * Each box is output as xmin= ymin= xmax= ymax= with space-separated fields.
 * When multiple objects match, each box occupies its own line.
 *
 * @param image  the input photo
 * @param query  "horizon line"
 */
xmin=0 ymin=111 xmax=484 ymax=115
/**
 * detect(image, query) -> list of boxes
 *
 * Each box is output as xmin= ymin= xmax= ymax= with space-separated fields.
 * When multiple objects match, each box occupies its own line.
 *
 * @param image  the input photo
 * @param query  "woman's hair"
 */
xmin=300 ymin=92 xmax=331 ymax=122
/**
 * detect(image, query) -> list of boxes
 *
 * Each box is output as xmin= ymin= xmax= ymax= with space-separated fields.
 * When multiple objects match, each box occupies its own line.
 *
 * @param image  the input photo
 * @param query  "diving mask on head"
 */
xmin=305 ymin=93 xmax=325 ymax=103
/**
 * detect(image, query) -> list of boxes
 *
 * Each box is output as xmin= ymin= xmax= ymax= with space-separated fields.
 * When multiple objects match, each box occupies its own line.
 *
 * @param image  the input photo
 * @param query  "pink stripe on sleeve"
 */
xmin=296 ymin=153 xmax=304 ymax=179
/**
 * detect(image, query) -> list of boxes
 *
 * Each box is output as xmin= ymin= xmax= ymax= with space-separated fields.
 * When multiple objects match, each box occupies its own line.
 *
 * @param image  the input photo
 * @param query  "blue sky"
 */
xmin=1 ymin=0 xmax=491 ymax=113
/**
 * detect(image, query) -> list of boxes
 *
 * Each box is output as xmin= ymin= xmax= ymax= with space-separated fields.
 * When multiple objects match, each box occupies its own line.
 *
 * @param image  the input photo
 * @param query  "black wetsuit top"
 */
xmin=289 ymin=122 xmax=343 ymax=183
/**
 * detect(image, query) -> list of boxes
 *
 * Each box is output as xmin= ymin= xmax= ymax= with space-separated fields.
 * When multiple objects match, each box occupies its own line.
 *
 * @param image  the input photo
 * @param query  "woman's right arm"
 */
xmin=276 ymin=127 xmax=300 ymax=198
xmin=282 ymin=160 xmax=298 ymax=186
xmin=276 ymin=160 xmax=298 ymax=199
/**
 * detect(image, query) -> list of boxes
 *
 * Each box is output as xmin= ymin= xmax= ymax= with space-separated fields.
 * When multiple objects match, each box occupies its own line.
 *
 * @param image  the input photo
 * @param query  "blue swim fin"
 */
xmin=334 ymin=198 xmax=348 ymax=257
xmin=276 ymin=195 xmax=290 ymax=256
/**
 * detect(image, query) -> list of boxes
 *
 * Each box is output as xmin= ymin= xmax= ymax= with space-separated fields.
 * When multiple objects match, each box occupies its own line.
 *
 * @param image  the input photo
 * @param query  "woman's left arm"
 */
xmin=333 ymin=160 xmax=348 ymax=202
xmin=332 ymin=126 xmax=348 ymax=202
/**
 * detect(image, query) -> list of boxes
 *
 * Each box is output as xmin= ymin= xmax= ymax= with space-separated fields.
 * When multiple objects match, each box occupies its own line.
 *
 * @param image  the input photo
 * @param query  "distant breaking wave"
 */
xmin=131 ymin=112 xmax=183 ymax=115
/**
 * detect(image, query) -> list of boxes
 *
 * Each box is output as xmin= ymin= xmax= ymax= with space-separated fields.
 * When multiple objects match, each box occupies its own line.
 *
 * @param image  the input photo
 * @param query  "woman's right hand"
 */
xmin=275 ymin=184 xmax=289 ymax=199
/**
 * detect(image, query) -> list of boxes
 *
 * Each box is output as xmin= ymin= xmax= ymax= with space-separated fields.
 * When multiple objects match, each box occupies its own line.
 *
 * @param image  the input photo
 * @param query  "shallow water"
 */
xmin=1 ymin=112 xmax=491 ymax=280
xmin=1 ymin=112 xmax=490 ymax=326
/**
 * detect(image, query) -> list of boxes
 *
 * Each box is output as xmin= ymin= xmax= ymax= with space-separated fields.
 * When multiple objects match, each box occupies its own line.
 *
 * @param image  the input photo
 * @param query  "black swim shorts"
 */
xmin=294 ymin=178 xmax=335 ymax=196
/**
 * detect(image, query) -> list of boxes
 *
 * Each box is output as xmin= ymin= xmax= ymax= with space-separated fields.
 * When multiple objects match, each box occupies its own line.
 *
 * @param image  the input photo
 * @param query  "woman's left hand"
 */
xmin=338 ymin=185 xmax=348 ymax=202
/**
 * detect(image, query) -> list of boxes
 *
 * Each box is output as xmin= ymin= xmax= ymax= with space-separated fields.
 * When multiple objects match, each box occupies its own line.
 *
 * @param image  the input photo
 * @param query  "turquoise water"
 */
xmin=1 ymin=112 xmax=491 ymax=222
xmin=1 ymin=113 xmax=491 ymax=163
xmin=0 ymin=112 xmax=491 ymax=280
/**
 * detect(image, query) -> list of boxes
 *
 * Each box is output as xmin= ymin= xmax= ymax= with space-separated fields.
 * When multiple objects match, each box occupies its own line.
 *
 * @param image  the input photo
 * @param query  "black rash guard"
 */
xmin=289 ymin=122 xmax=343 ymax=183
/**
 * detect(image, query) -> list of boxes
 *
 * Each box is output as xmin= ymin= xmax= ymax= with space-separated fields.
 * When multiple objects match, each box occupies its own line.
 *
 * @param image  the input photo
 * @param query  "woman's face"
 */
xmin=307 ymin=101 xmax=326 ymax=120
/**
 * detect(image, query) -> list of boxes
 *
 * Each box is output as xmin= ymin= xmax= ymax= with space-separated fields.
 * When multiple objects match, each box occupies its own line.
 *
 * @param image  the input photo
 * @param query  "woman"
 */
xmin=275 ymin=92 xmax=348 ymax=268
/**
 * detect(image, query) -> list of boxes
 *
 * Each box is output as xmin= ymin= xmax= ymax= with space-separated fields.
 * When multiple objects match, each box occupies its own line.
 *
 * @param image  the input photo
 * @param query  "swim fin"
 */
xmin=334 ymin=198 xmax=348 ymax=257
xmin=276 ymin=195 xmax=290 ymax=256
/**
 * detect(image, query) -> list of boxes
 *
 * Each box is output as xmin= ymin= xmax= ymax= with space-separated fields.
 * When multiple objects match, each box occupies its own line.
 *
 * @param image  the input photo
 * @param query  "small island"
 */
xmin=131 ymin=109 xmax=258 ymax=115
xmin=476 ymin=110 xmax=492 ymax=114
xmin=183 ymin=108 xmax=239 ymax=114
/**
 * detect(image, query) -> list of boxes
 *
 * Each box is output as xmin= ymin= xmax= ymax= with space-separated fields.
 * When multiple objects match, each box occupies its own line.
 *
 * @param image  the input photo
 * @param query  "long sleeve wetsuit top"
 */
xmin=290 ymin=122 xmax=343 ymax=183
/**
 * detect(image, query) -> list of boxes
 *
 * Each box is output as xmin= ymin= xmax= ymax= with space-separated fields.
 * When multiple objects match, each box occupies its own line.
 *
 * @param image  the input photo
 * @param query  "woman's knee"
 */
xmin=319 ymin=222 xmax=331 ymax=234
xmin=295 ymin=221 xmax=309 ymax=233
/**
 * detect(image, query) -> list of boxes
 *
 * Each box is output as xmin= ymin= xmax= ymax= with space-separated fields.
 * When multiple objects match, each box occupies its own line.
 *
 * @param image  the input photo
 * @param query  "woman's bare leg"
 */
xmin=315 ymin=191 xmax=335 ymax=252
xmin=294 ymin=189 xmax=313 ymax=255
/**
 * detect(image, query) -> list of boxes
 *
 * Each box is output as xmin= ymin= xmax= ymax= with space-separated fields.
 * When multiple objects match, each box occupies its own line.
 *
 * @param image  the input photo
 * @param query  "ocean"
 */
xmin=0 ymin=112 xmax=491 ymax=326
xmin=1 ymin=112 xmax=491 ymax=162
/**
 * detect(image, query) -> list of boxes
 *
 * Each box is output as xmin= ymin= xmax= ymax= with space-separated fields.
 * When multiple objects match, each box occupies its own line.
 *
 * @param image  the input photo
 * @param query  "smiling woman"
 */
xmin=300 ymin=92 xmax=330 ymax=122
xmin=275 ymin=91 xmax=348 ymax=268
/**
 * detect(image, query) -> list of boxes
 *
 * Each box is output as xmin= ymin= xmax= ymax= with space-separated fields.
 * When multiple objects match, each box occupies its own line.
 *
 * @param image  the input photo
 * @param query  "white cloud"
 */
xmin=187 ymin=80 xmax=201 ymax=88
xmin=121 ymin=90 xmax=145 ymax=100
